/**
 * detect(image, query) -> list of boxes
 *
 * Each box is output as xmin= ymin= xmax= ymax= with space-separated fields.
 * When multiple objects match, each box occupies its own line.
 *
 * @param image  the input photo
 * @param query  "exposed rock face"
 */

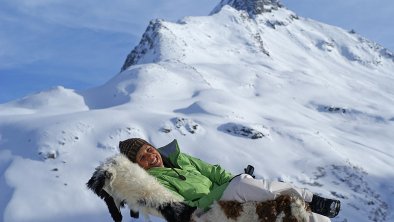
xmin=121 ymin=19 xmax=164 ymax=72
xmin=211 ymin=0 xmax=282 ymax=16
xmin=218 ymin=123 xmax=270 ymax=139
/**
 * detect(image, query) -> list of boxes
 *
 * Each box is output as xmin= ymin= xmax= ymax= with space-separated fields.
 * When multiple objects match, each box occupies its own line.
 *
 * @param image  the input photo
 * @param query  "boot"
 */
xmin=310 ymin=194 xmax=341 ymax=218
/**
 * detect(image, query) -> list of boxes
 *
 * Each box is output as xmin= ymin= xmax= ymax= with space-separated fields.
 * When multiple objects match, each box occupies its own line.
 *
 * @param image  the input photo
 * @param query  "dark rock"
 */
xmin=211 ymin=0 xmax=282 ymax=17
xmin=219 ymin=122 xmax=269 ymax=139
xmin=41 ymin=151 xmax=58 ymax=159
xmin=121 ymin=19 xmax=164 ymax=71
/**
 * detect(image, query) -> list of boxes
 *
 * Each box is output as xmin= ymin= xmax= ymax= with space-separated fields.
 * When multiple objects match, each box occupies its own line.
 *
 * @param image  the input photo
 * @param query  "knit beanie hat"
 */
xmin=119 ymin=138 xmax=151 ymax=162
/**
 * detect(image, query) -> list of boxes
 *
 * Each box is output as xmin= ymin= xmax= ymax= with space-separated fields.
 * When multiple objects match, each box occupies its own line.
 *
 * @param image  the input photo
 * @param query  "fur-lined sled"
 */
xmin=87 ymin=154 xmax=311 ymax=222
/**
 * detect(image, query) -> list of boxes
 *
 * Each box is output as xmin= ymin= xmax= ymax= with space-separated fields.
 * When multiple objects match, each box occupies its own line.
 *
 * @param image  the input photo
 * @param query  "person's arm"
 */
xmin=182 ymin=153 xmax=233 ymax=185
xmin=146 ymin=174 xmax=186 ymax=201
xmin=185 ymin=182 xmax=230 ymax=211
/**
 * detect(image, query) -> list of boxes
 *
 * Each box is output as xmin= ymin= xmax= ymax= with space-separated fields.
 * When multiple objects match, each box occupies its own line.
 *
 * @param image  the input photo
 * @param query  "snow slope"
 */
xmin=1 ymin=0 xmax=394 ymax=221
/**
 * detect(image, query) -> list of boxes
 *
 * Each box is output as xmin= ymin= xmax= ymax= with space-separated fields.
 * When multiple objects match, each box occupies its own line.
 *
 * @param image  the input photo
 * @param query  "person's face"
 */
xmin=136 ymin=144 xmax=164 ymax=170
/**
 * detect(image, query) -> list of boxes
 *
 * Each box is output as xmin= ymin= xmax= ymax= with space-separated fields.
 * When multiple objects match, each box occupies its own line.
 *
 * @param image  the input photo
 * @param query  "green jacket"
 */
xmin=147 ymin=139 xmax=233 ymax=210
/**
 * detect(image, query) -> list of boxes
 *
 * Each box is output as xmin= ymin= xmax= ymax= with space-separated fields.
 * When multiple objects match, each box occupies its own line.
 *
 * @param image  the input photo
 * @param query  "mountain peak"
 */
xmin=211 ymin=0 xmax=282 ymax=16
xmin=121 ymin=19 xmax=164 ymax=72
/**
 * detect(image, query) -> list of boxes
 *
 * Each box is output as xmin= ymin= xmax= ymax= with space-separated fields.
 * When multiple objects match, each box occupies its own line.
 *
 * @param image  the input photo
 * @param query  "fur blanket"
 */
xmin=87 ymin=154 xmax=311 ymax=222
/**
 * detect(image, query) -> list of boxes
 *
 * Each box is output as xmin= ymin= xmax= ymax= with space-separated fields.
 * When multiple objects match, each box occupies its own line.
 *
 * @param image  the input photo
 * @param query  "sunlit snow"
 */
xmin=1 ymin=2 xmax=393 ymax=222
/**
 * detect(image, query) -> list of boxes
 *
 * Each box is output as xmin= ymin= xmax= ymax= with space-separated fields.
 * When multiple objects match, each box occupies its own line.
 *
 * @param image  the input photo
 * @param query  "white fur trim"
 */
xmin=98 ymin=154 xmax=182 ymax=217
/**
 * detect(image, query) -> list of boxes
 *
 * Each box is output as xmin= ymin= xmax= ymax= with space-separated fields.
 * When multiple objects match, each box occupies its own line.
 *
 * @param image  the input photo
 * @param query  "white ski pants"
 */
xmin=220 ymin=174 xmax=331 ymax=222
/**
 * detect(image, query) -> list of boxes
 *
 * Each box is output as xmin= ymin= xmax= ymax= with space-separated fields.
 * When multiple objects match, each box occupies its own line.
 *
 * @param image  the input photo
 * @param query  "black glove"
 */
xmin=244 ymin=165 xmax=255 ymax=178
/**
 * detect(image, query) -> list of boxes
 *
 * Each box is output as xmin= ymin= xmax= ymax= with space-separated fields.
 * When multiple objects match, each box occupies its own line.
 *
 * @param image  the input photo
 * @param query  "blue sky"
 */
xmin=1 ymin=0 xmax=393 ymax=103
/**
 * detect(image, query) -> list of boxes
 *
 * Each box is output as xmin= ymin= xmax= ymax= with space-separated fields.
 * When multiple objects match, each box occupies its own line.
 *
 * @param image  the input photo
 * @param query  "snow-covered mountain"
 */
xmin=1 ymin=0 xmax=394 ymax=221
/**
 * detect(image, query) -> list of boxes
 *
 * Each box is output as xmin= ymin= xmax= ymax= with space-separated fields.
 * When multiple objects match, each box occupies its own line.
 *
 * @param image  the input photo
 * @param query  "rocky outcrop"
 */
xmin=121 ymin=19 xmax=164 ymax=72
xmin=211 ymin=0 xmax=282 ymax=17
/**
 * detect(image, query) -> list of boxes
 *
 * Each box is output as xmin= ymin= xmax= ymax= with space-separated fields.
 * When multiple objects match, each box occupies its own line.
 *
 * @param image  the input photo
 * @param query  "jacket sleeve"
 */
xmin=183 ymin=153 xmax=233 ymax=185
xmin=185 ymin=183 xmax=229 ymax=210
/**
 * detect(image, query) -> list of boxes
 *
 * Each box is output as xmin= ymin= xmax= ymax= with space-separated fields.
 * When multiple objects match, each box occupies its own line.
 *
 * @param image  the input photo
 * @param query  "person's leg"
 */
xmin=220 ymin=174 xmax=340 ymax=218
xmin=220 ymin=174 xmax=313 ymax=202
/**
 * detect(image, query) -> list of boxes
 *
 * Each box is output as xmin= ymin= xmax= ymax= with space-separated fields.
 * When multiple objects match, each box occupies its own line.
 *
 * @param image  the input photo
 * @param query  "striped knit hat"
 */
xmin=119 ymin=138 xmax=151 ymax=162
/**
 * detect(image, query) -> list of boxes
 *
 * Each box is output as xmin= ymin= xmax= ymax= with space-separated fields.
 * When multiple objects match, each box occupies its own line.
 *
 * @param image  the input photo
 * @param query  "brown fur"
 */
xmin=255 ymin=195 xmax=306 ymax=222
xmin=218 ymin=200 xmax=244 ymax=220
xmin=195 ymin=195 xmax=311 ymax=222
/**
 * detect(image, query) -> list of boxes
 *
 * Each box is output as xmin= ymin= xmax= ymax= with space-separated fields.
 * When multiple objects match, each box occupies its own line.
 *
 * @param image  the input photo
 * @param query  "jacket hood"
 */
xmin=157 ymin=139 xmax=181 ymax=167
